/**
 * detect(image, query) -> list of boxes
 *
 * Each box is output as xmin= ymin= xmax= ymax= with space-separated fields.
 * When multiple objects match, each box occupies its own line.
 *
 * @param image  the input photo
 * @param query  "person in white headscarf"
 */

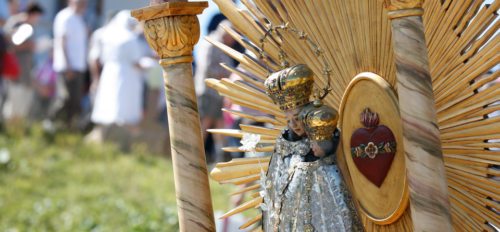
xmin=88 ymin=10 xmax=147 ymax=145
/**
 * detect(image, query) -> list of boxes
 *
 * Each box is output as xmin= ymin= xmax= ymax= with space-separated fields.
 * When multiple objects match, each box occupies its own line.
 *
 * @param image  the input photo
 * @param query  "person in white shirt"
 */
xmin=51 ymin=0 xmax=87 ymax=129
xmin=86 ymin=11 xmax=150 ymax=150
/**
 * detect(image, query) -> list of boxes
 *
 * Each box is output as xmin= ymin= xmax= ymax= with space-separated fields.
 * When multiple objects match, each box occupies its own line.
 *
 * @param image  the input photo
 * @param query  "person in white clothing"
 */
xmin=87 ymin=11 xmax=119 ymax=103
xmin=51 ymin=0 xmax=87 ymax=129
xmin=87 ymin=11 xmax=147 ymax=149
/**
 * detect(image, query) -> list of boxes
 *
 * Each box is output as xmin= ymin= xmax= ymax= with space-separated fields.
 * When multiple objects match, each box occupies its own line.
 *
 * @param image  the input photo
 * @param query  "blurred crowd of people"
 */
xmin=1 ymin=1 xmax=44 ymax=125
xmin=0 ymin=0 xmax=255 ymax=160
xmin=0 ymin=0 xmax=160 ymax=149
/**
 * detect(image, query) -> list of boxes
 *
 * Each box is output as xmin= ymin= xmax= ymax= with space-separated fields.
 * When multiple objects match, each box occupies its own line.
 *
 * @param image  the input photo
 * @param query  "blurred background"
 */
xmin=0 ymin=0 xmax=253 ymax=231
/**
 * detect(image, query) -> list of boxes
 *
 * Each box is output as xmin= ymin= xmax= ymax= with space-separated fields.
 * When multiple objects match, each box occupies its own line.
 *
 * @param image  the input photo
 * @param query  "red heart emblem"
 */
xmin=350 ymin=108 xmax=396 ymax=187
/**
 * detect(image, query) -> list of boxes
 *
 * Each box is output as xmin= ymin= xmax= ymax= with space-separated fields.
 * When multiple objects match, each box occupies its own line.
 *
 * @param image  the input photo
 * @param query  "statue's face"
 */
xmin=312 ymin=140 xmax=334 ymax=157
xmin=285 ymin=108 xmax=305 ymax=137
xmin=311 ymin=141 xmax=326 ymax=158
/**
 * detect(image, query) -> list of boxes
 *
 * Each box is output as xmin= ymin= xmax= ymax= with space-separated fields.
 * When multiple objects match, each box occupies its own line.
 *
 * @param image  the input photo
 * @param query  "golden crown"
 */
xmin=264 ymin=64 xmax=314 ymax=111
xmin=299 ymin=100 xmax=339 ymax=140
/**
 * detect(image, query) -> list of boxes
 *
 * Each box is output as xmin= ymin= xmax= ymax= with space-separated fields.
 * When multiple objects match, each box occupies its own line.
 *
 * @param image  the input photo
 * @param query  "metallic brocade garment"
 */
xmin=262 ymin=135 xmax=363 ymax=232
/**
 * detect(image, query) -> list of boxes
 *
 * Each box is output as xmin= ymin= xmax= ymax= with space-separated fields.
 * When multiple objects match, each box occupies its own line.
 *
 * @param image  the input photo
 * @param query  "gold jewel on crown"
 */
xmin=299 ymin=100 xmax=339 ymax=141
xmin=264 ymin=64 xmax=314 ymax=111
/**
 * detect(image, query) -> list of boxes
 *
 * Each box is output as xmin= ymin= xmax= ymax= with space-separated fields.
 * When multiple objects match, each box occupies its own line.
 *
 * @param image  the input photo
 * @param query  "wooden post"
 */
xmin=132 ymin=2 xmax=215 ymax=231
xmin=384 ymin=1 xmax=453 ymax=231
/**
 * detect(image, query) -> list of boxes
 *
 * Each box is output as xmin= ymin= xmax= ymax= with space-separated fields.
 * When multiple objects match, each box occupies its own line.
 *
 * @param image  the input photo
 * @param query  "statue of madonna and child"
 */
xmin=260 ymin=64 xmax=363 ymax=232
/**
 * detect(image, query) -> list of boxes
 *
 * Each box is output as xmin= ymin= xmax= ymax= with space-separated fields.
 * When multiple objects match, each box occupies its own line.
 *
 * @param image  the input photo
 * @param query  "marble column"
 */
xmin=132 ymin=2 xmax=215 ymax=231
xmin=384 ymin=1 xmax=453 ymax=231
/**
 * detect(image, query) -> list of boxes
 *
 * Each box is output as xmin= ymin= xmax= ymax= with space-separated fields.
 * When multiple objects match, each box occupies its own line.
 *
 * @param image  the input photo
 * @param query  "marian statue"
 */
xmin=261 ymin=64 xmax=363 ymax=232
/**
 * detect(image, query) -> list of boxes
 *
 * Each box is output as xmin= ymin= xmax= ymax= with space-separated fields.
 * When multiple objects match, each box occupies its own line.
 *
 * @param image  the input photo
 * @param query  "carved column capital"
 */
xmin=131 ymin=2 xmax=208 ymax=64
xmin=143 ymin=16 xmax=200 ymax=64
xmin=383 ymin=0 xmax=424 ymax=19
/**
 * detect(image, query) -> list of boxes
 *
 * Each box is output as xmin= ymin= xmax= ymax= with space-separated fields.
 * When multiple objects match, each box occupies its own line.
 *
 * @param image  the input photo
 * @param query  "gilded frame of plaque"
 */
xmin=339 ymin=72 xmax=409 ymax=225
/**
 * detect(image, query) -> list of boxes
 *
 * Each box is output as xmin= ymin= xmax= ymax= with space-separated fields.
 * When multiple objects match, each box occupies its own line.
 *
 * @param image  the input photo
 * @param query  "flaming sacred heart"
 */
xmin=350 ymin=108 xmax=396 ymax=187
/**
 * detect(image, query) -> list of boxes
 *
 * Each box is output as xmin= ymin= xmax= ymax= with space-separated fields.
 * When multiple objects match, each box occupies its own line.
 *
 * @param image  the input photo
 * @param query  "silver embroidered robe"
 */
xmin=262 ymin=134 xmax=363 ymax=232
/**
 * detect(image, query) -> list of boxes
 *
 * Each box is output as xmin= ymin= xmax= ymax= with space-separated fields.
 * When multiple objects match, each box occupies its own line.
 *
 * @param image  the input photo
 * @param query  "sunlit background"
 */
xmin=0 ymin=0 xmax=250 ymax=231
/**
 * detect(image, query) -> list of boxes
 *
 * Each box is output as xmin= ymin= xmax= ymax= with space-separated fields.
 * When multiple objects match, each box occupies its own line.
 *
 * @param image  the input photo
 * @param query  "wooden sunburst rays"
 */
xmin=207 ymin=0 xmax=499 ymax=231
xmin=209 ymin=157 xmax=270 ymax=230
xmin=424 ymin=1 xmax=500 ymax=230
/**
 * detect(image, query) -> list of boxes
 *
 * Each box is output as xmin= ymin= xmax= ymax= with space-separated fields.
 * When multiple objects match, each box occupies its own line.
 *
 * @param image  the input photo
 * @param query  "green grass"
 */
xmin=0 ymin=126 xmax=235 ymax=232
